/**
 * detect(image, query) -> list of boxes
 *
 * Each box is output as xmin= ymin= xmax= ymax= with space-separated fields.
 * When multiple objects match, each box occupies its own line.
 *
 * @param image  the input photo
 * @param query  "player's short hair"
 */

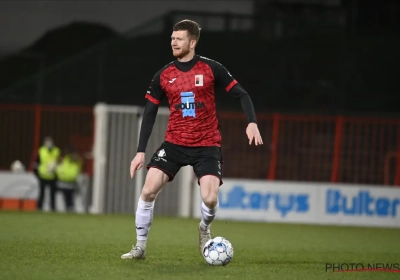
xmin=173 ymin=19 xmax=201 ymax=42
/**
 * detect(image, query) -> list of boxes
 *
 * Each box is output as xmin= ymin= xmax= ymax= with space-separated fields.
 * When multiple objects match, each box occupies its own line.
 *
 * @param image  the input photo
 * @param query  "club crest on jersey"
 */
xmin=195 ymin=74 xmax=203 ymax=86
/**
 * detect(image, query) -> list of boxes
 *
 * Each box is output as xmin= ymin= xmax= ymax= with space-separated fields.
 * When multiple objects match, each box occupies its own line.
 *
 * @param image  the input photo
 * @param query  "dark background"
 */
xmin=0 ymin=0 xmax=399 ymax=115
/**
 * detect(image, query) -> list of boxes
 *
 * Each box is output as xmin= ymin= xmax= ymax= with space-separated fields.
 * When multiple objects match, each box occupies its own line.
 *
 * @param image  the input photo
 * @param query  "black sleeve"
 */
xmin=136 ymin=71 xmax=166 ymax=152
xmin=137 ymin=100 xmax=160 ymax=153
xmin=229 ymin=84 xmax=258 ymax=124
xmin=144 ymin=71 xmax=165 ymax=105
xmin=212 ymin=62 xmax=238 ymax=92
xmin=212 ymin=62 xmax=258 ymax=124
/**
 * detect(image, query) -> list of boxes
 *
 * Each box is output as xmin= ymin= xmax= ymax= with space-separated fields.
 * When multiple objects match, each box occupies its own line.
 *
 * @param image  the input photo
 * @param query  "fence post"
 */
xmin=91 ymin=103 xmax=109 ymax=214
xmin=29 ymin=104 xmax=42 ymax=171
xmin=268 ymin=113 xmax=280 ymax=180
xmin=330 ymin=116 xmax=344 ymax=183
xmin=395 ymin=125 xmax=400 ymax=186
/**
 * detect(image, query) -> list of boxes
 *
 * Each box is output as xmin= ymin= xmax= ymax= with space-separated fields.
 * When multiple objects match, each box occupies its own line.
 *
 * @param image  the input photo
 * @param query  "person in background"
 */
xmin=56 ymin=147 xmax=82 ymax=212
xmin=10 ymin=160 xmax=26 ymax=173
xmin=33 ymin=136 xmax=60 ymax=212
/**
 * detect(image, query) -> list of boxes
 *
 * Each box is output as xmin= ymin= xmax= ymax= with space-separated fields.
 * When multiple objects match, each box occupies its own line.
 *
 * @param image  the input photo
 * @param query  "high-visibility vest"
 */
xmin=56 ymin=155 xmax=82 ymax=183
xmin=38 ymin=146 xmax=61 ymax=180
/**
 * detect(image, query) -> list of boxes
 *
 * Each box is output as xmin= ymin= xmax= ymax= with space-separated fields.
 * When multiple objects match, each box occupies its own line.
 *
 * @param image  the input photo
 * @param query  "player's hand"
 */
xmin=246 ymin=123 xmax=263 ymax=146
xmin=130 ymin=152 xmax=145 ymax=178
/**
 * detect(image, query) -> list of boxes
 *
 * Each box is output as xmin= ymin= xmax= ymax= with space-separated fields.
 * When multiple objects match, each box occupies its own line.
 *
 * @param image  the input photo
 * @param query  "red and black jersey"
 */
xmin=137 ymin=55 xmax=257 ymax=152
xmin=145 ymin=55 xmax=238 ymax=147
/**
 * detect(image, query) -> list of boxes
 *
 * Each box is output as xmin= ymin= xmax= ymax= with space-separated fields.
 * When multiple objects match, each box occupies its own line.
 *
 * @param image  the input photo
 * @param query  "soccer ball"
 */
xmin=202 ymin=236 xmax=234 ymax=266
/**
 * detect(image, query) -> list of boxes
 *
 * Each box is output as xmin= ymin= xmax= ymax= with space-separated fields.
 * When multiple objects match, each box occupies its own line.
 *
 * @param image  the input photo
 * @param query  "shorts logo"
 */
xmin=158 ymin=149 xmax=166 ymax=157
xmin=154 ymin=149 xmax=167 ymax=162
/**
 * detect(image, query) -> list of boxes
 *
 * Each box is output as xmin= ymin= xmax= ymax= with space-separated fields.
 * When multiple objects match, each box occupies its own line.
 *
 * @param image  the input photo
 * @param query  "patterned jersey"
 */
xmin=145 ymin=55 xmax=238 ymax=147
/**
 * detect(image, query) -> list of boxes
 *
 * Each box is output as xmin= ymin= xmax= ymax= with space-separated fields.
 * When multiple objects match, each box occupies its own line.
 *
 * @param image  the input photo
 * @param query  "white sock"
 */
xmin=135 ymin=196 xmax=155 ymax=250
xmin=200 ymin=201 xmax=219 ymax=230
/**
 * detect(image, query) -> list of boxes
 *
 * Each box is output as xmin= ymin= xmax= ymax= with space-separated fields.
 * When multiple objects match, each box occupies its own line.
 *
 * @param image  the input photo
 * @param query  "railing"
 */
xmin=218 ymin=112 xmax=400 ymax=186
xmin=1 ymin=104 xmax=399 ymax=186
xmin=0 ymin=104 xmax=93 ymax=174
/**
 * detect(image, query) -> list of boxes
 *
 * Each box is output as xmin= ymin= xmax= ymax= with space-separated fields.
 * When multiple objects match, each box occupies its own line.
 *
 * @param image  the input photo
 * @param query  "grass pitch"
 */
xmin=0 ymin=211 xmax=399 ymax=280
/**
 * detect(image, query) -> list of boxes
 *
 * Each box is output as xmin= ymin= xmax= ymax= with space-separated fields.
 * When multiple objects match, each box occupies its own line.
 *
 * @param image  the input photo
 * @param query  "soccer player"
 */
xmin=121 ymin=19 xmax=263 ymax=260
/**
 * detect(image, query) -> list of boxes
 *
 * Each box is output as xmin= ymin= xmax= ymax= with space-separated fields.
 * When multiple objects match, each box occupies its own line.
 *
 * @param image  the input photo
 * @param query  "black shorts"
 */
xmin=147 ymin=141 xmax=223 ymax=185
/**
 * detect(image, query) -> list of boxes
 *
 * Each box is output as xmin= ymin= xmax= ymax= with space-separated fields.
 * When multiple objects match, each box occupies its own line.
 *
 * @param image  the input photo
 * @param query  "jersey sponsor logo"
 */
xmin=195 ymin=74 xmax=203 ymax=86
xmin=175 ymin=91 xmax=205 ymax=118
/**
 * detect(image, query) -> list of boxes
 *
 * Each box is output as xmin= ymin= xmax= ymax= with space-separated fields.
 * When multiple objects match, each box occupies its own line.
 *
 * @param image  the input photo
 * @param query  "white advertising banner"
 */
xmin=0 ymin=171 xmax=38 ymax=199
xmin=193 ymin=179 xmax=320 ymax=224
xmin=0 ymin=171 xmax=88 ymax=213
xmin=192 ymin=179 xmax=400 ymax=228
xmin=319 ymin=185 xmax=400 ymax=228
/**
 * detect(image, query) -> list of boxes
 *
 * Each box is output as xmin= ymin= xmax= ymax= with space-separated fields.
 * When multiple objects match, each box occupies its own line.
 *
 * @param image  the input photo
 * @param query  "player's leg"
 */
xmin=36 ymin=179 xmax=46 ymax=211
xmin=49 ymin=179 xmax=57 ymax=212
xmin=192 ymin=147 xmax=223 ymax=254
xmin=198 ymin=174 xmax=221 ymax=254
xmin=199 ymin=175 xmax=220 ymax=229
xmin=121 ymin=142 xmax=183 ymax=260
xmin=63 ymin=186 xmax=74 ymax=212
xmin=121 ymin=168 xmax=168 ymax=260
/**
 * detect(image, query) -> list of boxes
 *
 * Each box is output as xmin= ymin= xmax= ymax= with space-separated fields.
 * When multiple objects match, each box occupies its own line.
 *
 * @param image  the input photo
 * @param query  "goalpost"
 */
xmin=91 ymin=103 xmax=194 ymax=217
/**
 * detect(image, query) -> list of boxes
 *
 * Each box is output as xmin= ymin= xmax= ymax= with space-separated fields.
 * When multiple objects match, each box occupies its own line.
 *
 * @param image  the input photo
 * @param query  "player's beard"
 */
xmin=172 ymin=44 xmax=191 ymax=59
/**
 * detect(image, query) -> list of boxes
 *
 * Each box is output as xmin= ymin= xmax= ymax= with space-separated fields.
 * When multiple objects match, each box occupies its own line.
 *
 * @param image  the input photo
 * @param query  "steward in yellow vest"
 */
xmin=33 ymin=136 xmax=60 ymax=212
xmin=56 ymin=150 xmax=82 ymax=212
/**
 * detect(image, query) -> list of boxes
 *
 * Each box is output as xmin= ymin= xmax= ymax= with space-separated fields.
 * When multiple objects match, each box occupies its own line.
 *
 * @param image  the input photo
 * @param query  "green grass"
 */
xmin=0 ymin=211 xmax=399 ymax=280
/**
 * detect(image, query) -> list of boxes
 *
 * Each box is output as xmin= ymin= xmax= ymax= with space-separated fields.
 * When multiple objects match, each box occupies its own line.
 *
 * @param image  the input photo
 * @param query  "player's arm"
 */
xmin=136 ymin=100 xmax=159 ymax=152
xmin=130 ymin=72 xmax=165 ymax=178
xmin=229 ymin=85 xmax=263 ymax=145
xmin=229 ymin=84 xmax=257 ymax=125
xmin=213 ymin=62 xmax=263 ymax=146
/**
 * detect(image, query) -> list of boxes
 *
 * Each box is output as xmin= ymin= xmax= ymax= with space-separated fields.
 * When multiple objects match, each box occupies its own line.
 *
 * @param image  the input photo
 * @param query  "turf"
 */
xmin=0 ymin=211 xmax=399 ymax=280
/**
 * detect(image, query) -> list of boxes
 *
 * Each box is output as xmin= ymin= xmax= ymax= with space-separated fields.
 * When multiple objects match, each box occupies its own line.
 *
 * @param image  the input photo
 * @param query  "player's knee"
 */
xmin=140 ymin=168 xmax=168 ymax=202
xmin=200 ymin=177 xmax=219 ymax=208
xmin=203 ymin=193 xmax=218 ymax=209
xmin=141 ymin=187 xmax=157 ymax=202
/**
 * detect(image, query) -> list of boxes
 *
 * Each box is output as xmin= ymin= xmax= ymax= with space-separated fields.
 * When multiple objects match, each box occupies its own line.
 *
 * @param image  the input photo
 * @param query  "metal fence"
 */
xmin=1 ymin=104 xmax=399 ymax=187
xmin=218 ymin=112 xmax=400 ymax=186
xmin=0 ymin=104 xmax=93 ymax=173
